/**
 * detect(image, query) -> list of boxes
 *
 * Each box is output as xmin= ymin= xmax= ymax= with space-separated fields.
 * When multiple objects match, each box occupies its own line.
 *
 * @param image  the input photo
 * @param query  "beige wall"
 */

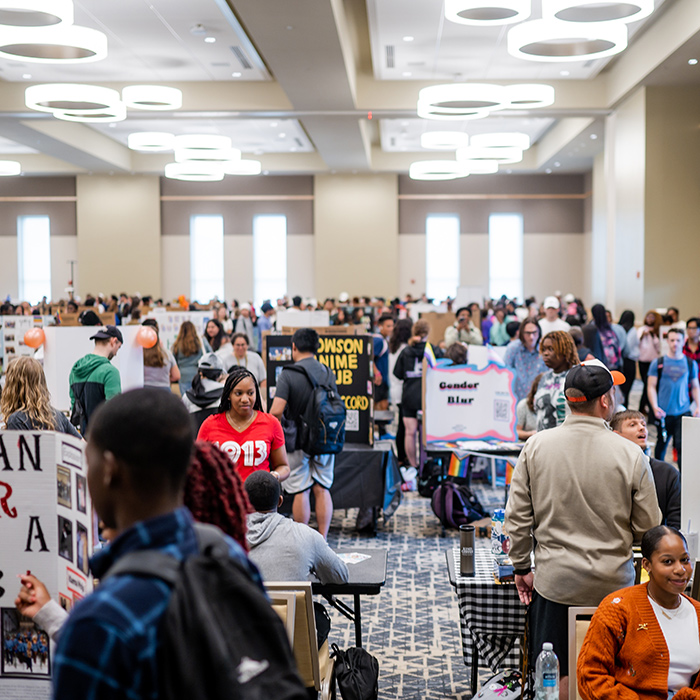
xmin=314 ymin=174 xmax=399 ymax=299
xmin=605 ymin=88 xmax=647 ymax=317
xmin=644 ymin=85 xmax=700 ymax=317
xmin=76 ymin=175 xmax=161 ymax=298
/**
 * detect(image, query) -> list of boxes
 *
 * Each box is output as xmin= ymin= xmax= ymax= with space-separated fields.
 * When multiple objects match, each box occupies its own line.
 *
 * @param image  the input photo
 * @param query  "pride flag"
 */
xmin=424 ymin=341 xmax=437 ymax=369
xmin=448 ymin=453 xmax=470 ymax=478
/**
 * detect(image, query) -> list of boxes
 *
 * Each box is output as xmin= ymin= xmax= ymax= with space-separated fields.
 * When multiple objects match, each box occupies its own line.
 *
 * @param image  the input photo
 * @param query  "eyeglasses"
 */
xmin=688 ymin=326 xmax=698 ymax=331
xmin=523 ymin=330 xmax=539 ymax=335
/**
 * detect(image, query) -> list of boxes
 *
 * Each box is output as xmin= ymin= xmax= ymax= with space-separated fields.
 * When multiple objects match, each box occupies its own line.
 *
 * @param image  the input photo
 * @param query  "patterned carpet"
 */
xmin=325 ymin=480 xmax=506 ymax=700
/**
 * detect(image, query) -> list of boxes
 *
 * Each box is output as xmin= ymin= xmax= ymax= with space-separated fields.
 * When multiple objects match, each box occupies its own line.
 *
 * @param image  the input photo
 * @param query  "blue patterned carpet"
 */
xmin=325 ymin=482 xmax=505 ymax=700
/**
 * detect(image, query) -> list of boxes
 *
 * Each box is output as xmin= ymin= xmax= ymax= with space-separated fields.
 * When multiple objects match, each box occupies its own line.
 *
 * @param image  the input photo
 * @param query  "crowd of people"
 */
xmin=1 ymin=288 xmax=699 ymax=700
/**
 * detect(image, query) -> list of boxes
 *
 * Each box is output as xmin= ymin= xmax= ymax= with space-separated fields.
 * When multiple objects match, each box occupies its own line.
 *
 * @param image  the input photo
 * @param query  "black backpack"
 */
xmin=285 ymin=363 xmax=346 ymax=455
xmin=331 ymin=644 xmax=379 ymax=700
xmin=104 ymin=523 xmax=308 ymax=700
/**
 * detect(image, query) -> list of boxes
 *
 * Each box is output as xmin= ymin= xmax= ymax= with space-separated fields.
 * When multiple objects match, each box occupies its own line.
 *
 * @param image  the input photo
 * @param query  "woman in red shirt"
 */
xmin=197 ymin=367 xmax=290 ymax=482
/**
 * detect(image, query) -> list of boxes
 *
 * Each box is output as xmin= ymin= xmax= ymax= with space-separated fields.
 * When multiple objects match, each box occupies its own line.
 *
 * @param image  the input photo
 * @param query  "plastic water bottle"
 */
xmin=534 ymin=642 xmax=559 ymax=700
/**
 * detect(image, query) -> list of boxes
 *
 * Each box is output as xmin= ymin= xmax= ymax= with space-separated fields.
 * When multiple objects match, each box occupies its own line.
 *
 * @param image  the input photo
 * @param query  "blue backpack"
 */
xmin=286 ymin=363 xmax=346 ymax=455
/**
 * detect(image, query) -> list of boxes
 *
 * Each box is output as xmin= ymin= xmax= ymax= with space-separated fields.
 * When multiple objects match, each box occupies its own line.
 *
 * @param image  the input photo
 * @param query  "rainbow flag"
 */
xmin=424 ymin=341 xmax=437 ymax=368
xmin=448 ymin=453 xmax=470 ymax=478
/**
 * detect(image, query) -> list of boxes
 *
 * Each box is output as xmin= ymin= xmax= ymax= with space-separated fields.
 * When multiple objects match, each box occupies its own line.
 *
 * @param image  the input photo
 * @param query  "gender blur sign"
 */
xmin=423 ymin=359 xmax=517 ymax=442
xmin=0 ymin=431 xmax=93 ymax=699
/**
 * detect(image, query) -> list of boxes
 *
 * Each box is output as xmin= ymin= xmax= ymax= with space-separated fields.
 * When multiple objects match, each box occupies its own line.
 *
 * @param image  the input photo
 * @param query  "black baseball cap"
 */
xmin=564 ymin=359 xmax=625 ymax=402
xmin=89 ymin=325 xmax=123 ymax=343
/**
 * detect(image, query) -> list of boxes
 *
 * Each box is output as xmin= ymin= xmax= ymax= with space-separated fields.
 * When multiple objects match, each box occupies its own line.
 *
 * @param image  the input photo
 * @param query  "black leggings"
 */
xmin=638 ymin=361 xmax=652 ymax=415
xmin=621 ymin=357 xmax=637 ymax=407
xmin=396 ymin=403 xmax=407 ymax=464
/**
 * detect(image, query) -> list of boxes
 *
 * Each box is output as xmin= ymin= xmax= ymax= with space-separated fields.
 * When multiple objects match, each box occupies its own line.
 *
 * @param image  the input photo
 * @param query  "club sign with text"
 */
xmin=0 ymin=432 xmax=93 ymax=697
xmin=265 ymin=334 xmax=374 ymax=445
xmin=424 ymin=361 xmax=517 ymax=442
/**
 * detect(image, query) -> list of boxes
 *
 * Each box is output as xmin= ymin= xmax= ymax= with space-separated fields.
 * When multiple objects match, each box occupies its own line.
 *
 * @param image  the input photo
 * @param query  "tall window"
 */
xmin=489 ymin=213 xmax=523 ymax=301
xmin=18 ymin=215 xmax=51 ymax=303
xmin=190 ymin=215 xmax=224 ymax=303
xmin=253 ymin=214 xmax=287 ymax=308
xmin=426 ymin=214 xmax=460 ymax=302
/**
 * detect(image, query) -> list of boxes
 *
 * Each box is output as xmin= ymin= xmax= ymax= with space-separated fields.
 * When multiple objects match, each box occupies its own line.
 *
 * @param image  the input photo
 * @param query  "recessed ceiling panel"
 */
xmin=380 ymin=116 xmax=554 ymax=152
xmin=90 ymin=118 xmax=314 ymax=154
xmin=366 ymin=0 xmax=669 ymax=82
xmin=0 ymin=0 xmax=270 ymax=83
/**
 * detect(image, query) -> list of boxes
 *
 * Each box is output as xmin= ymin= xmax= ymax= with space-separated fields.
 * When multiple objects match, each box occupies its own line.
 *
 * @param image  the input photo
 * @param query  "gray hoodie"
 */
xmin=246 ymin=512 xmax=349 ymax=584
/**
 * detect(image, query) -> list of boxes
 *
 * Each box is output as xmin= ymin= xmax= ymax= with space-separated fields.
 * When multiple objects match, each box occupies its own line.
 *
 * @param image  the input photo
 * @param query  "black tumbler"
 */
xmin=459 ymin=524 xmax=475 ymax=577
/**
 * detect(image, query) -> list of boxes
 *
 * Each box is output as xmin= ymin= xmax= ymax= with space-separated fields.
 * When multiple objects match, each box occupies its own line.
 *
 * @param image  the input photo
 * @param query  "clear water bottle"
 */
xmin=534 ymin=642 xmax=559 ymax=700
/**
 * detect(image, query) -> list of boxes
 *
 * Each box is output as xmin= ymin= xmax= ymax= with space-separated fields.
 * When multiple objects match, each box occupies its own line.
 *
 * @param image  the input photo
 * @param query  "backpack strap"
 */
xmin=101 ymin=522 xmax=230 ymax=585
xmin=285 ymin=361 xmax=326 ymax=390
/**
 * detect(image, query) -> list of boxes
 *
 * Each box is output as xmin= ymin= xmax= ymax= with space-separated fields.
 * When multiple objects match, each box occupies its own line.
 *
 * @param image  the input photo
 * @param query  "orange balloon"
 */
xmin=136 ymin=326 xmax=158 ymax=349
xmin=23 ymin=327 xmax=45 ymax=348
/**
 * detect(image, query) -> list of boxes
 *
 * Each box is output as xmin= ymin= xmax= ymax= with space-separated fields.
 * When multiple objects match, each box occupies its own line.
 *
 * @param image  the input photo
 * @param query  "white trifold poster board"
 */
xmin=276 ymin=310 xmax=330 ymax=328
xmin=146 ymin=310 xmax=212 ymax=350
xmin=423 ymin=359 xmax=517 ymax=442
xmin=681 ymin=416 xmax=700 ymax=560
xmin=0 ymin=432 xmax=93 ymax=699
xmin=43 ymin=326 xmax=144 ymax=413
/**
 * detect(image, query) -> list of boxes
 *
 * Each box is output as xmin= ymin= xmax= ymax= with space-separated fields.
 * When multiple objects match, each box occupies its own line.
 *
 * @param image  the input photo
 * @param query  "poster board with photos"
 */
xmin=264 ymin=332 xmax=374 ymax=445
xmin=0 ymin=431 xmax=93 ymax=698
xmin=0 ymin=316 xmax=55 ymax=370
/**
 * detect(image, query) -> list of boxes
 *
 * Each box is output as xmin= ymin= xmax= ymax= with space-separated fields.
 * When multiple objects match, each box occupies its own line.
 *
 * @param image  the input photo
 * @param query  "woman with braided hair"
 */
xmin=196 ymin=366 xmax=290 ymax=482
xmin=184 ymin=441 xmax=252 ymax=551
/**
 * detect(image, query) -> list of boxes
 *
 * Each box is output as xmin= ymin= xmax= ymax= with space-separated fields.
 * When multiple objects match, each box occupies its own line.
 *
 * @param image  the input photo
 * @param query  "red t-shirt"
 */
xmin=197 ymin=411 xmax=285 ymax=481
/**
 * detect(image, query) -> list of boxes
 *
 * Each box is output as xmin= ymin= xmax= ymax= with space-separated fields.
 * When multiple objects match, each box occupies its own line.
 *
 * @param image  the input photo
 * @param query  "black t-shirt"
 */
xmin=275 ymin=357 xmax=338 ymax=421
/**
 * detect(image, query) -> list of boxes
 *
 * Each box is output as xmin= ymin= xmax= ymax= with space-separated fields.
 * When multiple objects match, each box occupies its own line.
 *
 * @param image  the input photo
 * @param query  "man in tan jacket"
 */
xmin=505 ymin=359 xmax=661 ymax=700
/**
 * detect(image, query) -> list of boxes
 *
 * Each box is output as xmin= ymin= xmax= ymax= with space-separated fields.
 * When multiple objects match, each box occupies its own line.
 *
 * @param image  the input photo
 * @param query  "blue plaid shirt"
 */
xmin=52 ymin=507 xmax=259 ymax=700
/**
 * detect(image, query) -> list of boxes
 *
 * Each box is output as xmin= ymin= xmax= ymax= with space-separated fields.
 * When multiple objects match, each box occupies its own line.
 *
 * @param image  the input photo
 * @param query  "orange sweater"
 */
xmin=577 ymin=584 xmax=700 ymax=700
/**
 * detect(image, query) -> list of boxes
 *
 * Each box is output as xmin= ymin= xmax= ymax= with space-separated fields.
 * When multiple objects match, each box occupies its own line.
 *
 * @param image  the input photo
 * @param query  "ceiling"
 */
xmin=0 ymin=0 xmax=698 ymax=177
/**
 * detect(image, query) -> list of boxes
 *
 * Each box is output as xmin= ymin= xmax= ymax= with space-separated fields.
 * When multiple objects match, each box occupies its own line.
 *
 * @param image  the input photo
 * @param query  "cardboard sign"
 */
xmin=0 ymin=432 xmax=93 ymax=698
xmin=423 ymin=360 xmax=517 ymax=442
xmin=264 ymin=334 xmax=374 ymax=445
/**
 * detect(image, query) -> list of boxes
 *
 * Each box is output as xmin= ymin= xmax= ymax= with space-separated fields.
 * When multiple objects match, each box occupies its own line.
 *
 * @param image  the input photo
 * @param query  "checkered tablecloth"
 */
xmin=453 ymin=547 xmax=527 ymax=672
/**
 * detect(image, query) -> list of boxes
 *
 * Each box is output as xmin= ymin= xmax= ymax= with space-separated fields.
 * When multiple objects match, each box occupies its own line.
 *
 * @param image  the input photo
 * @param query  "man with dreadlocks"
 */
xmin=532 ymin=330 xmax=580 ymax=431
xmin=197 ymin=366 xmax=290 ymax=483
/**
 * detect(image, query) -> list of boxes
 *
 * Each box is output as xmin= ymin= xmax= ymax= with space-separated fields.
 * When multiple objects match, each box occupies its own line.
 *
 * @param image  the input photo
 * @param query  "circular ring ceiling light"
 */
xmin=419 ymin=83 xmax=508 ymax=112
xmin=174 ymin=134 xmax=232 ymax=151
xmin=504 ymin=84 xmax=555 ymax=108
xmin=457 ymin=145 xmax=523 ymax=164
xmin=0 ymin=0 xmax=73 ymax=27
xmin=0 ymin=160 xmax=21 ymax=176
xmin=122 ymin=85 xmax=183 ymax=111
xmin=54 ymin=102 xmax=127 ymax=123
xmin=175 ymin=146 xmax=242 ymax=162
xmin=409 ymin=160 xmax=469 ymax=181
xmin=420 ymin=131 xmax=469 ymax=150
xmin=470 ymin=132 xmax=531 ymax=149
xmin=445 ymin=0 xmax=531 ymax=26
xmin=128 ymin=132 xmax=175 ymax=152
xmin=26 ymin=83 xmax=120 ymax=114
xmin=222 ymin=159 xmax=262 ymax=176
xmin=453 ymin=157 xmax=500 ymax=174
xmin=0 ymin=24 xmax=108 ymax=63
xmin=417 ymin=101 xmax=489 ymax=120
xmin=508 ymin=19 xmax=628 ymax=62
xmin=165 ymin=161 xmax=225 ymax=182
xmin=544 ymin=0 xmax=653 ymax=24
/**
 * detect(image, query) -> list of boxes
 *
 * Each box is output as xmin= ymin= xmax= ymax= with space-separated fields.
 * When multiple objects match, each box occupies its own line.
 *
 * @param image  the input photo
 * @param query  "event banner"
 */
xmin=423 ymin=360 xmax=517 ymax=442
xmin=0 ymin=432 xmax=93 ymax=699
xmin=264 ymin=333 xmax=374 ymax=445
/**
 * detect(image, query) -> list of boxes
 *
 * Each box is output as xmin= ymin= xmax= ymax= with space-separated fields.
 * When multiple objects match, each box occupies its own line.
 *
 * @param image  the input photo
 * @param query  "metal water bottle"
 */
xmin=459 ymin=524 xmax=475 ymax=577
